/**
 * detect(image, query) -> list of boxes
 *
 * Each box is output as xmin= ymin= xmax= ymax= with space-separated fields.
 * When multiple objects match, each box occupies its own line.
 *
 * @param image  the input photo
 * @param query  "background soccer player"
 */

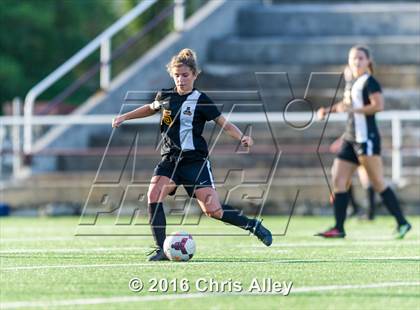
xmin=316 ymin=45 xmax=411 ymax=239
xmin=112 ymin=48 xmax=272 ymax=261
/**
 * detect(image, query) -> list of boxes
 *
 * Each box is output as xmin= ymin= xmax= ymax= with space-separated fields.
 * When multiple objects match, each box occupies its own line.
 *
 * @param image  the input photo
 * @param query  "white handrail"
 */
xmin=5 ymin=110 xmax=420 ymax=126
xmin=2 ymin=110 xmax=419 ymax=185
xmin=23 ymin=0 xmax=159 ymax=155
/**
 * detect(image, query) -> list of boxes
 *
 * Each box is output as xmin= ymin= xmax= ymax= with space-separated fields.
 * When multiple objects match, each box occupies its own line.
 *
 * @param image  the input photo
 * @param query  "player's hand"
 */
xmin=241 ymin=136 xmax=253 ymax=147
xmin=112 ymin=115 xmax=126 ymax=128
xmin=316 ymin=107 xmax=327 ymax=121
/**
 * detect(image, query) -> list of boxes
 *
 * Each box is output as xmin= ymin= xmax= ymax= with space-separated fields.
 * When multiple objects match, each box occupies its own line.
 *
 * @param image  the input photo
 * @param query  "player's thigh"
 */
xmin=195 ymin=187 xmax=223 ymax=219
xmin=358 ymin=155 xmax=386 ymax=192
xmin=332 ymin=158 xmax=358 ymax=191
xmin=148 ymin=175 xmax=177 ymax=203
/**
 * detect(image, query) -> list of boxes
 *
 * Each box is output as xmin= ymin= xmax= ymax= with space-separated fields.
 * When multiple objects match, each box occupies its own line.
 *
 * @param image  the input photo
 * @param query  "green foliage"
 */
xmin=0 ymin=0 xmax=116 ymax=113
xmin=0 ymin=0 xmax=208 ymax=115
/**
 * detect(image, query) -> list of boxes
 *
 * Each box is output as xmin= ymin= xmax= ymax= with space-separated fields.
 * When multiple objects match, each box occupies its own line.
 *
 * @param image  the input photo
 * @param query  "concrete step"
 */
xmin=3 ymin=171 xmax=419 ymax=210
xmin=199 ymin=64 xmax=420 ymax=89
xmin=57 ymin=154 xmax=159 ymax=172
xmin=55 ymin=140 xmax=407 ymax=172
xmin=88 ymin=121 xmax=416 ymax=148
xmin=191 ymin=88 xmax=420 ymax=111
xmin=208 ymin=36 xmax=420 ymax=65
xmin=238 ymin=3 xmax=420 ymax=37
xmin=35 ymin=116 xmax=417 ymax=172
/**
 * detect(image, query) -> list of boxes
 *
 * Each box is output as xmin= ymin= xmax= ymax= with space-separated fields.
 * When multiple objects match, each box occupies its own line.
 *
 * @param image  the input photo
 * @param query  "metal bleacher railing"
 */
xmin=22 ymin=0 xmax=190 ymax=156
xmin=1 ymin=109 xmax=419 ymax=186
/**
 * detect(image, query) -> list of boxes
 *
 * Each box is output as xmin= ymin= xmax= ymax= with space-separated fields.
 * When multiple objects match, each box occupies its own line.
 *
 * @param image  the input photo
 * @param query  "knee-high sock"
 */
xmin=367 ymin=186 xmax=376 ymax=219
xmin=380 ymin=187 xmax=407 ymax=226
xmin=219 ymin=204 xmax=255 ymax=231
xmin=148 ymin=202 xmax=166 ymax=248
xmin=334 ymin=192 xmax=349 ymax=232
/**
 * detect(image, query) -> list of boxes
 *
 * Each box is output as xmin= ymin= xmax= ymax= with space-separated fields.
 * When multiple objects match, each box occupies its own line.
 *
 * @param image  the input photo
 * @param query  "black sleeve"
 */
xmin=199 ymin=94 xmax=221 ymax=121
xmin=154 ymin=91 xmax=164 ymax=101
xmin=366 ymin=77 xmax=382 ymax=95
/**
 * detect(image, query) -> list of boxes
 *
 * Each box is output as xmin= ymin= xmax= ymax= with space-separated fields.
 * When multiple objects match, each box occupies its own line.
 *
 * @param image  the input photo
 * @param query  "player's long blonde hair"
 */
xmin=167 ymin=48 xmax=201 ymax=76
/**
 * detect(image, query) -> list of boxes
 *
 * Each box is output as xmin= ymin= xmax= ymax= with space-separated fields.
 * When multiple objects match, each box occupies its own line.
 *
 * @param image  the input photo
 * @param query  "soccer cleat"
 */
xmin=147 ymin=247 xmax=169 ymax=261
xmin=395 ymin=223 xmax=412 ymax=239
xmin=251 ymin=219 xmax=272 ymax=246
xmin=315 ymin=227 xmax=346 ymax=238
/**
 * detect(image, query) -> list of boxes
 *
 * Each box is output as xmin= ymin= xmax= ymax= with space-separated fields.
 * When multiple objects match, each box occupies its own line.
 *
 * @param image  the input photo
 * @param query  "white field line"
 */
xmin=239 ymin=240 xmax=420 ymax=248
xmin=0 ymin=247 xmax=148 ymax=254
xmin=0 ymin=244 xmax=251 ymax=254
xmin=0 ymin=236 xmax=151 ymax=242
xmin=2 ymin=257 xmax=419 ymax=271
xmin=0 ymin=237 xmax=77 ymax=242
xmin=1 ymin=282 xmax=419 ymax=309
xmin=0 ymin=246 xmax=223 ymax=254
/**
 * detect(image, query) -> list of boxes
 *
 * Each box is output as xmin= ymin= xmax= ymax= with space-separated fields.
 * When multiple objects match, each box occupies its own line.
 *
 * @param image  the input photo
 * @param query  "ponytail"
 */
xmin=368 ymin=62 xmax=374 ymax=75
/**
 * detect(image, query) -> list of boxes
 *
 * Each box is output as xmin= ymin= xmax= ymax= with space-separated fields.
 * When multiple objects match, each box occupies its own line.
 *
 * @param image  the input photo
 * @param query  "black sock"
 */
xmin=148 ymin=202 xmax=166 ymax=248
xmin=380 ymin=187 xmax=407 ymax=226
xmin=219 ymin=204 xmax=255 ymax=231
xmin=348 ymin=185 xmax=359 ymax=213
xmin=367 ymin=186 xmax=375 ymax=219
xmin=334 ymin=192 xmax=349 ymax=232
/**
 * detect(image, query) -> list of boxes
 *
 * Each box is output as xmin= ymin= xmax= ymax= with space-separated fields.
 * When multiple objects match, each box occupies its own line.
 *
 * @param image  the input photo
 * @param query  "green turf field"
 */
xmin=1 ymin=216 xmax=419 ymax=309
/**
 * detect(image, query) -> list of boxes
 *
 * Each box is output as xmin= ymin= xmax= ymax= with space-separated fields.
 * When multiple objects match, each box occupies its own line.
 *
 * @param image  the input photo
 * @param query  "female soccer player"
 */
xmin=329 ymin=66 xmax=378 ymax=219
xmin=316 ymin=45 xmax=411 ymax=239
xmin=112 ymin=49 xmax=272 ymax=260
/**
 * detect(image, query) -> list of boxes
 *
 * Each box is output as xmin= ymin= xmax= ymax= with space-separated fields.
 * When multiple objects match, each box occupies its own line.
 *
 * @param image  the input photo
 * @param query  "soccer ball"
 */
xmin=163 ymin=231 xmax=195 ymax=261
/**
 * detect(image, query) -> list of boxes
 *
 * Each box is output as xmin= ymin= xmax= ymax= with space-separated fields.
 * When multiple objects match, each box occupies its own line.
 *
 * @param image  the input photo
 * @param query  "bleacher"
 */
xmin=1 ymin=1 xmax=419 ymax=210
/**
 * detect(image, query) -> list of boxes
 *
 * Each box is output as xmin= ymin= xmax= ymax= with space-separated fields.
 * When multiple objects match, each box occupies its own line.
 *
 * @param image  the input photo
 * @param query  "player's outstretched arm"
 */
xmin=317 ymin=101 xmax=345 ymax=121
xmin=318 ymin=92 xmax=383 ymax=120
xmin=112 ymin=104 xmax=157 ymax=128
xmin=214 ymin=115 xmax=253 ymax=147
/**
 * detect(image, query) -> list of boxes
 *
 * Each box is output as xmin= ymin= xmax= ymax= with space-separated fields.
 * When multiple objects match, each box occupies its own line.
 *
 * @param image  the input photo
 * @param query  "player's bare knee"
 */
xmin=212 ymin=209 xmax=223 ymax=219
xmin=205 ymin=209 xmax=223 ymax=219
xmin=333 ymin=175 xmax=347 ymax=192
xmin=371 ymin=179 xmax=385 ymax=193
xmin=147 ymin=188 xmax=161 ymax=203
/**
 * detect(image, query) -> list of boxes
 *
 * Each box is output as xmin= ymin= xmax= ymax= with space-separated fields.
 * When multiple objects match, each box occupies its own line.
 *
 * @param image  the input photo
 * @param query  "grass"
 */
xmin=0 ymin=215 xmax=419 ymax=309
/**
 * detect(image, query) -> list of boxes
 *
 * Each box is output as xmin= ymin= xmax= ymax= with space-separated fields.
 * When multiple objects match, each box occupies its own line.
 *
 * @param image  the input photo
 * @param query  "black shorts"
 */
xmin=153 ymin=156 xmax=215 ymax=197
xmin=337 ymin=138 xmax=381 ymax=165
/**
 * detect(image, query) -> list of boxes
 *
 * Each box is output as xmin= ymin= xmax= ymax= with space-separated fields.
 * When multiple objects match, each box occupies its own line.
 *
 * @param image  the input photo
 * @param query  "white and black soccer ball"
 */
xmin=163 ymin=232 xmax=195 ymax=261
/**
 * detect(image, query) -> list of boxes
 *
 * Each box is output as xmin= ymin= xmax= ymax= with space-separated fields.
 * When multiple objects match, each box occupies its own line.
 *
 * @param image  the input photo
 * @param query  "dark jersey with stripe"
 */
xmin=343 ymin=74 xmax=382 ymax=143
xmin=153 ymin=88 xmax=221 ymax=159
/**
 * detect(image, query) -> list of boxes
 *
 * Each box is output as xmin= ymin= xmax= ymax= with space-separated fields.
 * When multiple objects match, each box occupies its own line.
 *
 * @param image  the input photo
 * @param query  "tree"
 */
xmin=0 ymin=0 xmax=117 ymax=114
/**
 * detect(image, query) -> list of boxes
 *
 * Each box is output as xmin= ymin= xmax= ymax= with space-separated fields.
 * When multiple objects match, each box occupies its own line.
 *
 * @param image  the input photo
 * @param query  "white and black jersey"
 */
xmin=151 ymin=87 xmax=220 ymax=197
xmin=152 ymin=88 xmax=221 ymax=159
xmin=343 ymin=73 xmax=382 ymax=143
xmin=338 ymin=74 xmax=382 ymax=164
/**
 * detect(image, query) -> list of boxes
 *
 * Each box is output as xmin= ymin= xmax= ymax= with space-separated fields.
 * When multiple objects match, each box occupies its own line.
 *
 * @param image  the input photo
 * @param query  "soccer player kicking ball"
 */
xmin=316 ymin=45 xmax=411 ymax=239
xmin=112 ymin=49 xmax=272 ymax=261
